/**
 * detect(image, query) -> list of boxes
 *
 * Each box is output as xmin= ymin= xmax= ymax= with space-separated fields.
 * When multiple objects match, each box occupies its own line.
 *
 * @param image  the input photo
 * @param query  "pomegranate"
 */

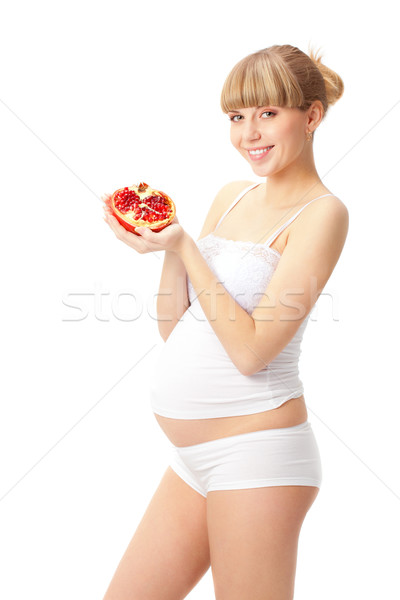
xmin=110 ymin=182 xmax=176 ymax=235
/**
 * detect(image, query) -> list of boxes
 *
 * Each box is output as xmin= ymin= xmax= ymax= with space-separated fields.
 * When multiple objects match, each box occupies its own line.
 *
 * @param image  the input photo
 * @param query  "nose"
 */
xmin=242 ymin=119 xmax=262 ymax=143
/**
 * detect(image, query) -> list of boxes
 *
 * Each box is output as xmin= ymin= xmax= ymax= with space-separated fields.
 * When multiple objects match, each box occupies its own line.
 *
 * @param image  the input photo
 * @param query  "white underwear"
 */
xmin=169 ymin=421 xmax=322 ymax=498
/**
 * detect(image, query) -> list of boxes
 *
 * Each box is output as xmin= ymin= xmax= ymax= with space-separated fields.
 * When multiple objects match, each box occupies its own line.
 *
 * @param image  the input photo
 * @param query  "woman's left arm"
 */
xmin=175 ymin=198 xmax=349 ymax=375
xmin=106 ymin=197 xmax=348 ymax=375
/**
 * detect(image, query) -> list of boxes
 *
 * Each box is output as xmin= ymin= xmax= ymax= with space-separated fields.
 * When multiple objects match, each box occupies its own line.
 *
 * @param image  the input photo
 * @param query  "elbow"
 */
xmin=238 ymin=365 xmax=254 ymax=377
xmin=157 ymin=322 xmax=171 ymax=343
xmin=237 ymin=349 xmax=270 ymax=377
xmin=236 ymin=357 xmax=258 ymax=377
xmin=238 ymin=362 xmax=258 ymax=377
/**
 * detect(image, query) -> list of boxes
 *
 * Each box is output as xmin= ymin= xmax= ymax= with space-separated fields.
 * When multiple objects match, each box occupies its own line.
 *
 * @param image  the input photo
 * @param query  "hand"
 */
xmin=101 ymin=193 xmax=187 ymax=255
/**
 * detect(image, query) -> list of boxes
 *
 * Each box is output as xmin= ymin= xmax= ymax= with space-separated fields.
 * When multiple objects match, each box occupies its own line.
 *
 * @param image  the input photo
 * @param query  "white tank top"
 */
xmin=149 ymin=183 xmax=336 ymax=419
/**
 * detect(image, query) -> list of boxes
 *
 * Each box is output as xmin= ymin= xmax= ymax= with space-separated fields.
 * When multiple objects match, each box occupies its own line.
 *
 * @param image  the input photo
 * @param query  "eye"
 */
xmin=228 ymin=114 xmax=243 ymax=122
xmin=261 ymin=111 xmax=275 ymax=118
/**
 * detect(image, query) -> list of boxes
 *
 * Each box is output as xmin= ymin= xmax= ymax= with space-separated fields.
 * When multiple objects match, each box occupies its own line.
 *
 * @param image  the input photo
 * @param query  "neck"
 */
xmin=261 ymin=149 xmax=325 ymax=209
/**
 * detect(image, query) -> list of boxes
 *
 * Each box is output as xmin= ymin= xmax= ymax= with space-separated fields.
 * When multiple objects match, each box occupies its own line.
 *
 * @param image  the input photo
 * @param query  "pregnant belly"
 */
xmin=154 ymin=396 xmax=308 ymax=446
xmin=149 ymin=312 xmax=307 ymax=446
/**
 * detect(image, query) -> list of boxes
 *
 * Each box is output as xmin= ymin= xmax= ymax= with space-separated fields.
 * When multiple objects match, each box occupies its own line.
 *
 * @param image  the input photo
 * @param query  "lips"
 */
xmin=247 ymin=145 xmax=274 ymax=161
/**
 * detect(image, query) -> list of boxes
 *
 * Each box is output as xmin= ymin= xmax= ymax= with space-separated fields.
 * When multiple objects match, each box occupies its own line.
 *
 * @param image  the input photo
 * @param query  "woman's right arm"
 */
xmin=156 ymin=249 xmax=190 ymax=342
xmin=102 ymin=193 xmax=189 ymax=342
xmin=156 ymin=180 xmax=254 ymax=342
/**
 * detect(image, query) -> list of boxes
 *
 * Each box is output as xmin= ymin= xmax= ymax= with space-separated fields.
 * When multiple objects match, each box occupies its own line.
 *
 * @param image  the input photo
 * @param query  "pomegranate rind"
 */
xmin=110 ymin=184 xmax=176 ymax=235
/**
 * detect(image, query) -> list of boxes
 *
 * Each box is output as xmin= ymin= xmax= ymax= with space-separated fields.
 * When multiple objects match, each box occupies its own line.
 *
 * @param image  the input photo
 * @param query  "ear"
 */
xmin=306 ymin=100 xmax=324 ymax=133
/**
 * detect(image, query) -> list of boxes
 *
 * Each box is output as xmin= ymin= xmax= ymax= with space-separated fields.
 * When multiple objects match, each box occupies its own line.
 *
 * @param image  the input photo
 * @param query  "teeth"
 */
xmin=249 ymin=146 xmax=273 ymax=155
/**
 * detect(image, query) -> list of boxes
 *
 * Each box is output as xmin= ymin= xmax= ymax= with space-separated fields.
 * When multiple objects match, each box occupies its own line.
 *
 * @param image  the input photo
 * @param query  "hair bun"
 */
xmin=308 ymin=45 xmax=344 ymax=107
xmin=220 ymin=43 xmax=343 ymax=120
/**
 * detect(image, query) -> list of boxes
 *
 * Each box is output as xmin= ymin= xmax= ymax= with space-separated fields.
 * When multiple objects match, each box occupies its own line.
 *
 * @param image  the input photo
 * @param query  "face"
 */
xmin=227 ymin=105 xmax=312 ymax=177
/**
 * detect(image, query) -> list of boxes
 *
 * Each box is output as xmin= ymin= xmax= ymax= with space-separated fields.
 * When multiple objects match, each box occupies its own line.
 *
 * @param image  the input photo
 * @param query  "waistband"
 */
xmin=171 ymin=420 xmax=311 ymax=453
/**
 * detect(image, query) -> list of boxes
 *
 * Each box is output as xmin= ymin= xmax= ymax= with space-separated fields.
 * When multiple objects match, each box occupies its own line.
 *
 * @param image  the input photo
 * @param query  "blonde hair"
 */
xmin=220 ymin=44 xmax=344 ymax=120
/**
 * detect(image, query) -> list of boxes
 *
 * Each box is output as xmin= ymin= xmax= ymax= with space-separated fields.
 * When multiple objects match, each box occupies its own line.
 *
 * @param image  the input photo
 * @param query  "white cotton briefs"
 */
xmin=149 ymin=183 xmax=336 ymax=420
xmin=169 ymin=421 xmax=323 ymax=496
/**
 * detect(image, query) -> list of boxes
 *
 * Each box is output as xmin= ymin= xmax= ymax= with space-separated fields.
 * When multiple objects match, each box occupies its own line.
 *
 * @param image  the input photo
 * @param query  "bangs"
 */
xmin=220 ymin=51 xmax=305 ymax=113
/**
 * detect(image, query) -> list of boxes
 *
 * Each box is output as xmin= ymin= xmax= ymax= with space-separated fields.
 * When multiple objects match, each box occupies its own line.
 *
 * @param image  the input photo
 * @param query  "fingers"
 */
xmin=103 ymin=210 xmax=159 ymax=254
xmin=103 ymin=210 xmax=124 ymax=236
xmin=101 ymin=192 xmax=113 ymax=212
xmin=134 ymin=226 xmax=165 ymax=252
xmin=101 ymin=191 xmax=165 ymax=255
xmin=102 ymin=199 xmax=113 ymax=217
xmin=104 ymin=212 xmax=133 ymax=243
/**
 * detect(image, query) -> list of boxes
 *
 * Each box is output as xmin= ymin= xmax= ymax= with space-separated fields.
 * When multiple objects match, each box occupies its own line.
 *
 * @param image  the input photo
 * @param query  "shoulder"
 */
xmin=197 ymin=180 xmax=255 ymax=239
xmin=213 ymin=179 xmax=256 ymax=207
xmin=211 ymin=179 xmax=256 ymax=222
xmin=288 ymin=195 xmax=349 ymax=253
xmin=249 ymin=195 xmax=349 ymax=369
xmin=279 ymin=195 xmax=349 ymax=291
xmin=303 ymin=193 xmax=348 ymax=221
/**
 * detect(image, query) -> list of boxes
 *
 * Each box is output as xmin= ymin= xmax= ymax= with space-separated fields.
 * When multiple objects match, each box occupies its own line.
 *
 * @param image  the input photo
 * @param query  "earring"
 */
xmin=306 ymin=130 xmax=313 ymax=141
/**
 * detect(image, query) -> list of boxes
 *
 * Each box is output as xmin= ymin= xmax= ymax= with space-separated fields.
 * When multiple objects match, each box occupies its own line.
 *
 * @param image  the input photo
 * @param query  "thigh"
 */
xmin=102 ymin=466 xmax=210 ymax=600
xmin=207 ymin=485 xmax=319 ymax=600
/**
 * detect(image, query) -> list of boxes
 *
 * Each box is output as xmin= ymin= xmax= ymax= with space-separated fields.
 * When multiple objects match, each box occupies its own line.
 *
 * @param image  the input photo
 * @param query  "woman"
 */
xmin=102 ymin=44 xmax=348 ymax=600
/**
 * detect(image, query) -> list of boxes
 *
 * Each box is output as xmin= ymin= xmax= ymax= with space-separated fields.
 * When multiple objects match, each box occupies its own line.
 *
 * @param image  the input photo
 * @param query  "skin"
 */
xmin=101 ymin=101 xmax=349 ymax=600
xmin=102 ymin=103 xmax=348 ymax=377
xmin=228 ymin=103 xmax=325 ymax=207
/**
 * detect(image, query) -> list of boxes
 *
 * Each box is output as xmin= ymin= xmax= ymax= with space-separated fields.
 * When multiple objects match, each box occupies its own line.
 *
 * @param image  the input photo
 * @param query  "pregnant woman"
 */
xmin=102 ymin=44 xmax=348 ymax=600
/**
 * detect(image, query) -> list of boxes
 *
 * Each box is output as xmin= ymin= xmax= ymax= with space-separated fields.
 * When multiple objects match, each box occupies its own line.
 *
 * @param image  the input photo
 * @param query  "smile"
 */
xmin=247 ymin=146 xmax=274 ymax=161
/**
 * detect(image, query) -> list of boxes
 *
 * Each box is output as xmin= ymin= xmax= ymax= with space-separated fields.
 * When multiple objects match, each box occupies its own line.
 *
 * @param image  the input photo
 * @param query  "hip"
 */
xmin=169 ymin=419 xmax=322 ymax=496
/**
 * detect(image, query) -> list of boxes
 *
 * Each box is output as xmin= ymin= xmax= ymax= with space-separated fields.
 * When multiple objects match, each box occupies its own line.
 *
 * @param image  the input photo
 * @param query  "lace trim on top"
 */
xmin=187 ymin=233 xmax=281 ymax=315
xmin=186 ymin=188 xmax=337 ymax=316
xmin=207 ymin=233 xmax=282 ymax=255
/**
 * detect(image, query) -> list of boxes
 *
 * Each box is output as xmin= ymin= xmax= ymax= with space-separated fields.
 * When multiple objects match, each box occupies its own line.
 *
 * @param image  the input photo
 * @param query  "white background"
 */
xmin=1 ymin=1 xmax=399 ymax=598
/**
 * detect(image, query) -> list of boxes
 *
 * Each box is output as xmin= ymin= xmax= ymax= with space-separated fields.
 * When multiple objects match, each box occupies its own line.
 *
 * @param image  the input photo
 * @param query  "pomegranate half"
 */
xmin=110 ymin=182 xmax=176 ymax=235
